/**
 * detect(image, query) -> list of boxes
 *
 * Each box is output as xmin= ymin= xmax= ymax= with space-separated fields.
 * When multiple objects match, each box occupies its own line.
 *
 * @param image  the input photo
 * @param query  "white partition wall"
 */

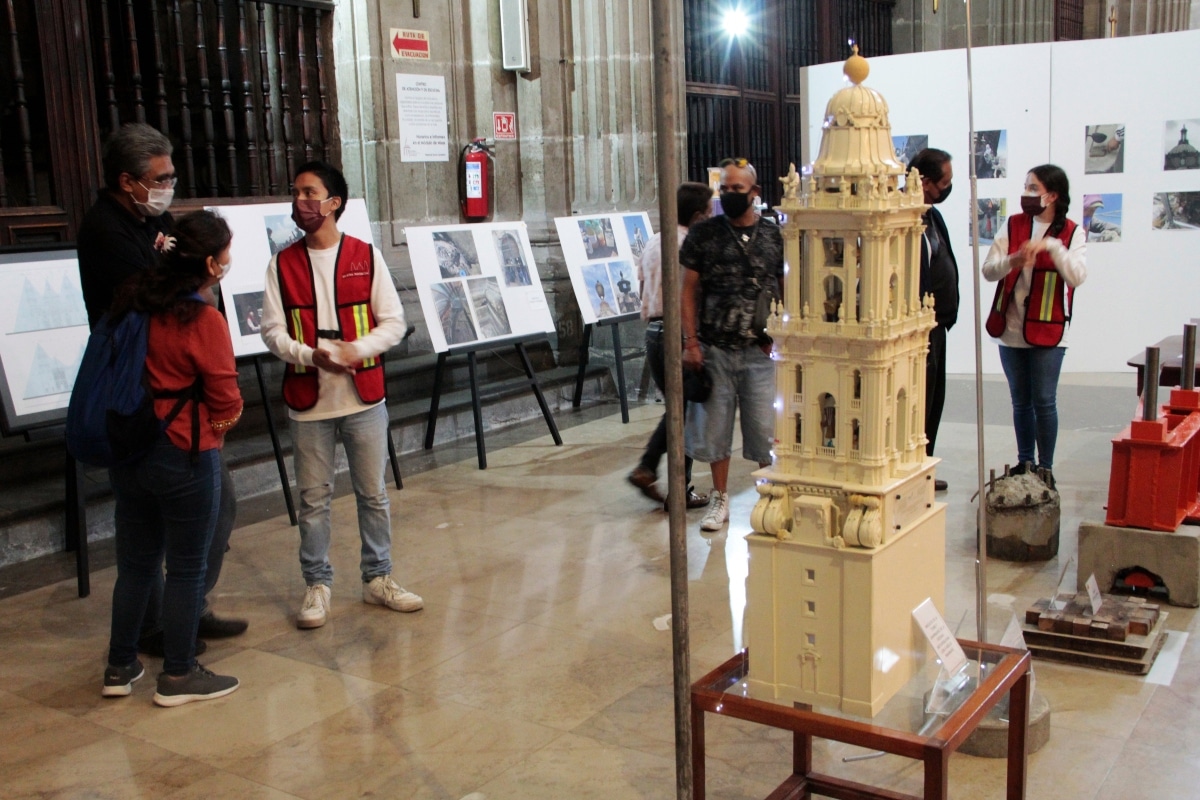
xmin=800 ymin=30 xmax=1200 ymax=373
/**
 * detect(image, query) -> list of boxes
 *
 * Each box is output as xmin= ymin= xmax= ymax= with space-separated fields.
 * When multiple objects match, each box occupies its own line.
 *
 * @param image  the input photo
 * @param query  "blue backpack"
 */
xmin=66 ymin=309 xmax=201 ymax=467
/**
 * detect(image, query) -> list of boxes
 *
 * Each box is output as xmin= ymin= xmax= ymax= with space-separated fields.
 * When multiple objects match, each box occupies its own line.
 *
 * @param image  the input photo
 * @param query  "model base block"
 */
xmin=1078 ymin=520 xmax=1200 ymax=607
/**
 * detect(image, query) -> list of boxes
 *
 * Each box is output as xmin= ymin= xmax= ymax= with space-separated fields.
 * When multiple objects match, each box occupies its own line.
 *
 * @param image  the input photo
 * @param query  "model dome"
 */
xmin=813 ymin=48 xmax=905 ymax=179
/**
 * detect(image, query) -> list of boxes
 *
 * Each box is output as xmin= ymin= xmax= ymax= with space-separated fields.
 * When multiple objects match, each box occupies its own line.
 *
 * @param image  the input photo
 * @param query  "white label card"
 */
xmin=1086 ymin=573 xmax=1104 ymax=616
xmin=1001 ymin=613 xmax=1027 ymax=650
xmin=912 ymin=598 xmax=969 ymax=677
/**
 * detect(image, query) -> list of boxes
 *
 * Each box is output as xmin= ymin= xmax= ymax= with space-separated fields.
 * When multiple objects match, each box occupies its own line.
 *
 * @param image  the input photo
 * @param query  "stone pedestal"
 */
xmin=1077 ymin=520 xmax=1200 ymax=607
xmin=959 ymin=690 xmax=1052 ymax=758
xmin=986 ymin=473 xmax=1060 ymax=561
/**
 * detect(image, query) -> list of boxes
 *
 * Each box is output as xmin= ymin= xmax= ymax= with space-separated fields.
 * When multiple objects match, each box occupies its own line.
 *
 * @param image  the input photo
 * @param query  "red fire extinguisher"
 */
xmin=459 ymin=138 xmax=492 ymax=220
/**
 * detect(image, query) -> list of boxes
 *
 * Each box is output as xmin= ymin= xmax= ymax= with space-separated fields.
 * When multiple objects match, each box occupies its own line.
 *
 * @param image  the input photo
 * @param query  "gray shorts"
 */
xmin=685 ymin=342 xmax=776 ymax=464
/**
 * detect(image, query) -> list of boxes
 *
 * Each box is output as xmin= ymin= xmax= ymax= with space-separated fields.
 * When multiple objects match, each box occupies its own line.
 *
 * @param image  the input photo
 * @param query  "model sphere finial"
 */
xmin=844 ymin=44 xmax=869 ymax=85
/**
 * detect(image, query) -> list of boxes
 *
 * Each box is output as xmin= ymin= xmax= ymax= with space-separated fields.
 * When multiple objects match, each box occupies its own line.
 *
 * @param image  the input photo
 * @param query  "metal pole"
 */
xmin=1143 ymin=347 xmax=1161 ymax=421
xmin=963 ymin=0 xmax=989 ymax=641
xmin=650 ymin=0 xmax=691 ymax=796
xmin=1182 ymin=324 xmax=1196 ymax=391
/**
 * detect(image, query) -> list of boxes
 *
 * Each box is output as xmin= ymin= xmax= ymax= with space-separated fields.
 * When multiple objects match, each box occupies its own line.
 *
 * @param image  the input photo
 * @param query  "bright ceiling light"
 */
xmin=722 ymin=7 xmax=749 ymax=38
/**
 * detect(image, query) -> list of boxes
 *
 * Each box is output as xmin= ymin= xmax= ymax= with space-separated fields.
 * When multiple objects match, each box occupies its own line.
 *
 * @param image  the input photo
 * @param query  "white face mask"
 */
xmin=134 ymin=183 xmax=174 ymax=217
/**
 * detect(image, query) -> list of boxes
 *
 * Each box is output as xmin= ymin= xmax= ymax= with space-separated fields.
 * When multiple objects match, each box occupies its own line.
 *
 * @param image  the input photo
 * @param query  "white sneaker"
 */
xmin=700 ymin=490 xmax=730 ymax=531
xmin=363 ymin=575 xmax=424 ymax=613
xmin=297 ymin=584 xmax=331 ymax=629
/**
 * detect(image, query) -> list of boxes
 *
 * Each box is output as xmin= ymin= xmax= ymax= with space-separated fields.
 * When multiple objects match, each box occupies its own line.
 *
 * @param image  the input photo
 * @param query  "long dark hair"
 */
xmin=1029 ymin=164 xmax=1071 ymax=237
xmin=110 ymin=210 xmax=232 ymax=324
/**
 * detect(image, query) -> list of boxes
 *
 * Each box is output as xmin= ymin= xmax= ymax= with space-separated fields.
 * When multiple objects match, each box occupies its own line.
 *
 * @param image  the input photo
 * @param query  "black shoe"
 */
xmin=138 ymin=631 xmax=206 ymax=658
xmin=934 ymin=479 xmax=948 ymax=492
xmin=101 ymin=658 xmax=145 ymax=697
xmin=197 ymin=612 xmax=249 ymax=639
xmin=153 ymin=663 xmax=239 ymax=707
xmin=664 ymin=487 xmax=710 ymax=511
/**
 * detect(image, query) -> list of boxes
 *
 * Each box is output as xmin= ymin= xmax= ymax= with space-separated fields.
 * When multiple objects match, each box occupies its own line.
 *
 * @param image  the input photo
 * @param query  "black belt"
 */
xmin=317 ymin=329 xmax=343 ymax=340
xmin=646 ymin=317 xmax=663 ymax=323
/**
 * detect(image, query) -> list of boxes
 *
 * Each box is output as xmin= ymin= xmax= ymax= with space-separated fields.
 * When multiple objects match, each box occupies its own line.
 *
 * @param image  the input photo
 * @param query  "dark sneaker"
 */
xmin=197 ymin=612 xmax=249 ymax=639
xmin=935 ymin=479 xmax=948 ymax=492
xmin=664 ymin=488 xmax=710 ymax=511
xmin=138 ymin=631 xmax=206 ymax=658
xmin=101 ymin=659 xmax=145 ymax=697
xmin=153 ymin=664 xmax=239 ymax=707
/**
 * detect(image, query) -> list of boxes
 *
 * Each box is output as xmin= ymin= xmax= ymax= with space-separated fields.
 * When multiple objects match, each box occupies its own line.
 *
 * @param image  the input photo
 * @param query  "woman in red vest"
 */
xmin=983 ymin=164 xmax=1087 ymax=487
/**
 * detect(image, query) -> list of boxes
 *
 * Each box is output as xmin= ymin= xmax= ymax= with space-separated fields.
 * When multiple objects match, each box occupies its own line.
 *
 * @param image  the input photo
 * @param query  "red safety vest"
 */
xmin=985 ymin=214 xmax=1078 ymax=347
xmin=277 ymin=235 xmax=385 ymax=411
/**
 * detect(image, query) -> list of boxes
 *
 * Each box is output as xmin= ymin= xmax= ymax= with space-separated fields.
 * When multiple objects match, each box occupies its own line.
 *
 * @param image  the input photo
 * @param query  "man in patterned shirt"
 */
xmin=680 ymin=158 xmax=784 ymax=531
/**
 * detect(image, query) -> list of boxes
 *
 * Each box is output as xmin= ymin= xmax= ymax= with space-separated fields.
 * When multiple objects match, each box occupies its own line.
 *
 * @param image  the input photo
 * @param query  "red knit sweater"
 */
xmin=146 ymin=305 xmax=242 ymax=452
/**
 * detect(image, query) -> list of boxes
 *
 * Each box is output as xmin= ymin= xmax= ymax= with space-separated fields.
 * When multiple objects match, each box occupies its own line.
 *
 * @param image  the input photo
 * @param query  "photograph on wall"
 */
xmin=622 ymin=215 xmax=651 ymax=259
xmin=582 ymin=262 xmax=618 ymax=318
xmin=0 ymin=249 xmax=90 ymax=433
xmin=233 ymin=291 xmax=265 ymax=336
xmin=607 ymin=260 xmax=641 ymax=314
xmin=264 ymin=213 xmax=304 ymax=255
xmin=466 ymin=277 xmax=512 ymax=339
xmin=492 ymin=229 xmax=531 ymax=287
xmin=971 ymin=198 xmax=1007 ymax=245
xmin=1163 ymin=119 xmax=1200 ymax=171
xmin=578 ymin=218 xmax=619 ymax=260
xmin=433 ymin=230 xmax=482 ymax=278
xmin=209 ymin=199 xmax=374 ymax=358
xmin=892 ymin=134 xmax=928 ymax=170
xmin=1084 ymin=124 xmax=1125 ymax=174
xmin=432 ymin=281 xmax=477 ymax=345
xmin=1082 ymin=194 xmax=1122 ymax=242
xmin=407 ymin=222 xmax=555 ymax=352
xmin=1152 ymin=192 xmax=1200 ymax=230
xmin=973 ymin=130 xmax=1007 ymax=178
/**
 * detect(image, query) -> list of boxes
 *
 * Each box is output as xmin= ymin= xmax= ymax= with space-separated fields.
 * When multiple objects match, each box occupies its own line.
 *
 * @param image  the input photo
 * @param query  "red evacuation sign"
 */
xmin=390 ymin=28 xmax=429 ymax=60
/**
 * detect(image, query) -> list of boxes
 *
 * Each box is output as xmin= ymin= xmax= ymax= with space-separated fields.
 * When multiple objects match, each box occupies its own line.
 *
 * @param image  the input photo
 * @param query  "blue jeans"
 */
xmin=686 ymin=342 xmax=776 ymax=464
xmin=639 ymin=322 xmax=694 ymax=483
xmin=108 ymin=439 xmax=220 ymax=675
xmin=998 ymin=345 xmax=1067 ymax=470
xmin=293 ymin=403 xmax=392 ymax=586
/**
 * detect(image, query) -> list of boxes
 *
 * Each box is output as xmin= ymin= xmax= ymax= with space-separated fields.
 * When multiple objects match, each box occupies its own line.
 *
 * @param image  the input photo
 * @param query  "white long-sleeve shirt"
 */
xmin=261 ymin=239 xmax=406 ymax=421
xmin=636 ymin=225 xmax=688 ymax=322
xmin=981 ymin=216 xmax=1087 ymax=348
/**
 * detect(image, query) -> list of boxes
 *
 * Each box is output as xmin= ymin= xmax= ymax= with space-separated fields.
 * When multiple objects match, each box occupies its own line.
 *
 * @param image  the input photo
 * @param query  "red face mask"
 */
xmin=292 ymin=198 xmax=331 ymax=234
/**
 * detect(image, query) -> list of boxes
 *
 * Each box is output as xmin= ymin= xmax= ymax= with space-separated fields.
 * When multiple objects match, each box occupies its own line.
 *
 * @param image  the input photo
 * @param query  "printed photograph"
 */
xmin=582 ymin=262 xmax=618 ymax=318
xmin=1084 ymin=124 xmax=1125 ymax=174
xmin=622 ymin=215 xmax=651 ymax=259
xmin=822 ymin=237 xmax=844 ymax=266
xmin=233 ymin=291 xmax=265 ymax=336
xmin=264 ymin=214 xmax=304 ymax=256
xmin=607 ymin=260 xmax=641 ymax=315
xmin=433 ymin=231 xmax=482 ymax=279
xmin=1163 ymin=119 xmax=1200 ymax=171
xmin=578 ymin=218 xmax=619 ymax=260
xmin=1152 ymin=192 xmax=1200 ymax=230
xmin=971 ymin=198 xmax=1007 ymax=246
xmin=892 ymin=134 xmax=929 ymax=170
xmin=973 ymin=130 xmax=1007 ymax=178
xmin=1082 ymin=194 xmax=1122 ymax=243
xmin=466 ymin=277 xmax=511 ymax=339
xmin=431 ymin=280 xmax=478 ymax=345
xmin=491 ymin=229 xmax=531 ymax=287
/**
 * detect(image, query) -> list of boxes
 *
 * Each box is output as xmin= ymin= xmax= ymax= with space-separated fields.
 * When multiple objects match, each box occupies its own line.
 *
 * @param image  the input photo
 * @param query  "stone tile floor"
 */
xmin=2 ymin=374 xmax=1198 ymax=799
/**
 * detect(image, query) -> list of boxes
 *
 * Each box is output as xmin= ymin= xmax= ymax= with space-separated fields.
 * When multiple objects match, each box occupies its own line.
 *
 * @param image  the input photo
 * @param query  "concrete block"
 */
xmin=1078 ymin=520 xmax=1200 ymax=607
xmin=986 ymin=473 xmax=1060 ymax=561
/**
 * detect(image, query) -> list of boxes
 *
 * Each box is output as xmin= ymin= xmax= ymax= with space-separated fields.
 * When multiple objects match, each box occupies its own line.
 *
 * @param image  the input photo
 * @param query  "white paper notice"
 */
xmin=1086 ymin=573 xmax=1104 ymax=616
xmin=396 ymin=74 xmax=449 ymax=162
xmin=912 ymin=598 xmax=969 ymax=677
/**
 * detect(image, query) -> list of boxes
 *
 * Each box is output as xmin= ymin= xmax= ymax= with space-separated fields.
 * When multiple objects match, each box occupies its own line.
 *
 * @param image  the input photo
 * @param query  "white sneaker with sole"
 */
xmin=297 ymin=584 xmax=331 ymax=629
xmin=363 ymin=575 xmax=424 ymax=612
xmin=700 ymin=490 xmax=730 ymax=531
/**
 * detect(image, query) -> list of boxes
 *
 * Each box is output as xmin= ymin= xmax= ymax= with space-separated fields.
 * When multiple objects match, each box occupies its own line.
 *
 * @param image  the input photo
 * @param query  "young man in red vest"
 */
xmin=261 ymin=161 xmax=421 ymax=628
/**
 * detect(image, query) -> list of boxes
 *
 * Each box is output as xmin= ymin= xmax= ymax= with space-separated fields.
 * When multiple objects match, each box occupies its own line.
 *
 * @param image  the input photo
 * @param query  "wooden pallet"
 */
xmin=1021 ymin=593 xmax=1169 ymax=675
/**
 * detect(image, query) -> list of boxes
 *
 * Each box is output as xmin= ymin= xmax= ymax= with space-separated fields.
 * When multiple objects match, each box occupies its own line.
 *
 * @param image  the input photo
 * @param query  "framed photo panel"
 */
xmin=555 ymin=212 xmax=652 ymax=324
xmin=406 ymin=222 xmax=555 ymax=352
xmin=0 ymin=246 xmax=89 ymax=434
xmin=207 ymin=199 xmax=375 ymax=358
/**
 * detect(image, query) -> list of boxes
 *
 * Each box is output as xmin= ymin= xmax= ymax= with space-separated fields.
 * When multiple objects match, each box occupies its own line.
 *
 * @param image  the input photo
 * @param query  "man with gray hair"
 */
xmin=77 ymin=122 xmax=248 ymax=647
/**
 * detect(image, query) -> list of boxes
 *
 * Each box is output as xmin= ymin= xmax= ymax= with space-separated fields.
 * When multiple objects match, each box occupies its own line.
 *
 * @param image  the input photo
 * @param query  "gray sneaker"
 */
xmin=152 ymin=664 xmax=239 ymax=707
xmin=101 ymin=658 xmax=145 ymax=697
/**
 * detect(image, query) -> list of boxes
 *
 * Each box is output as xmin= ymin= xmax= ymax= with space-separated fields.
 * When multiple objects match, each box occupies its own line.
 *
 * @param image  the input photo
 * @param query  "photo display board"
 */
xmin=207 ymin=199 xmax=375 ymax=358
xmin=406 ymin=221 xmax=555 ymax=352
xmin=0 ymin=247 xmax=89 ymax=433
xmin=555 ymin=212 xmax=652 ymax=324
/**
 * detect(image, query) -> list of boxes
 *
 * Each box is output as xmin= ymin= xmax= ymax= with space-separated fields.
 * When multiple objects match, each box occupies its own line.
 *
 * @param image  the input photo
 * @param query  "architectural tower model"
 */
xmin=746 ymin=50 xmax=947 ymax=717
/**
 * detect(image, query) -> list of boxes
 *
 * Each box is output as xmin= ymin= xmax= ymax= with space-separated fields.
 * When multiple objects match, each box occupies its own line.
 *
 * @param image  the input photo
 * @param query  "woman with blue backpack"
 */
xmin=100 ymin=210 xmax=243 ymax=706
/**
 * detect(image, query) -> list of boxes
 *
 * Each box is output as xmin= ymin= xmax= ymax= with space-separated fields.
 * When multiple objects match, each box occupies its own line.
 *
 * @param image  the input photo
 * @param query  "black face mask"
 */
xmin=929 ymin=182 xmax=952 ymax=204
xmin=720 ymin=191 xmax=753 ymax=219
